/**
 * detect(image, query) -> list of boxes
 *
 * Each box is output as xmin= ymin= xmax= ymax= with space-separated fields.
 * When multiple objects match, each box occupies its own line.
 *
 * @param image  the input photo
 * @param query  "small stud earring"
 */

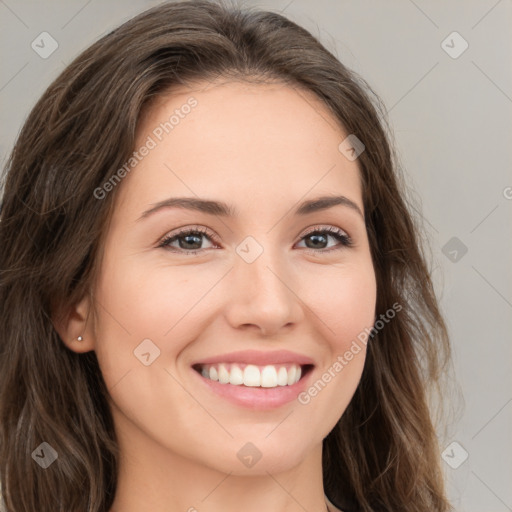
xmin=77 ymin=336 xmax=83 ymax=342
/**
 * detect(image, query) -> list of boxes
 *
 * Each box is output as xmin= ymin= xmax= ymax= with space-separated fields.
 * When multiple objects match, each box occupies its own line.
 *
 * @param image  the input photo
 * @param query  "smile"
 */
xmin=191 ymin=363 xmax=314 ymax=410
xmin=193 ymin=362 xmax=313 ymax=388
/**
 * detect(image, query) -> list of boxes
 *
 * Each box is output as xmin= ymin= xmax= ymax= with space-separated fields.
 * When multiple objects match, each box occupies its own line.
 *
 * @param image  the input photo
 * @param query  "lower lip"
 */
xmin=191 ymin=366 xmax=314 ymax=410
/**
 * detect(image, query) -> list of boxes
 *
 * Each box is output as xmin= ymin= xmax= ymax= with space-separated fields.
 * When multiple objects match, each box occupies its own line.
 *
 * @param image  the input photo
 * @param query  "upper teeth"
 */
xmin=200 ymin=363 xmax=302 ymax=388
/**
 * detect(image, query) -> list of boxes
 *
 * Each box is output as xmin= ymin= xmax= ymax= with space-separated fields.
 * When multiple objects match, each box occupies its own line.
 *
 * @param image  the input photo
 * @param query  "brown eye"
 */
xmin=158 ymin=227 xmax=218 ymax=255
xmin=296 ymin=226 xmax=353 ymax=253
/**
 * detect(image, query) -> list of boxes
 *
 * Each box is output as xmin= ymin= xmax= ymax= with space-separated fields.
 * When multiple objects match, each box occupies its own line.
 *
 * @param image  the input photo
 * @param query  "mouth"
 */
xmin=189 ymin=349 xmax=316 ymax=409
xmin=192 ymin=362 xmax=314 ymax=389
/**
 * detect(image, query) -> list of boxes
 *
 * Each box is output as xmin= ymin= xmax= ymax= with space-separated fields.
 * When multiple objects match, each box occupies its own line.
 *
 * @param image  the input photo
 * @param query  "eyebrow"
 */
xmin=137 ymin=194 xmax=364 ymax=221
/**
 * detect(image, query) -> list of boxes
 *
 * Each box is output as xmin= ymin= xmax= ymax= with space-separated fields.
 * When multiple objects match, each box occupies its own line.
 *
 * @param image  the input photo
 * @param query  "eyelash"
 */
xmin=157 ymin=225 xmax=353 ymax=256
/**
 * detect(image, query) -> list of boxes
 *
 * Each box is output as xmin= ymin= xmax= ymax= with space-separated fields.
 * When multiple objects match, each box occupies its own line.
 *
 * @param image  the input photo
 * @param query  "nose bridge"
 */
xmin=226 ymin=235 xmax=302 ymax=334
xmin=238 ymin=239 xmax=291 ymax=301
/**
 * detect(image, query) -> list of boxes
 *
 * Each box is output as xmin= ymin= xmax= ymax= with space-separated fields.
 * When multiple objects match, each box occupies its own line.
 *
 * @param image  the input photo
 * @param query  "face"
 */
xmin=84 ymin=80 xmax=376 ymax=475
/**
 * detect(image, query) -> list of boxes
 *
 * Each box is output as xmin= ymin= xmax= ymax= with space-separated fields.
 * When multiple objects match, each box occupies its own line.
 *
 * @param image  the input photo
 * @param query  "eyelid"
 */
xmin=301 ymin=224 xmax=349 ymax=238
xmin=159 ymin=224 xmax=350 ymax=241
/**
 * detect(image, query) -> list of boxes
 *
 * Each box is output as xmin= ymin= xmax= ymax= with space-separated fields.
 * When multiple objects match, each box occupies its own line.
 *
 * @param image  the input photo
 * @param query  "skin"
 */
xmin=58 ymin=79 xmax=377 ymax=512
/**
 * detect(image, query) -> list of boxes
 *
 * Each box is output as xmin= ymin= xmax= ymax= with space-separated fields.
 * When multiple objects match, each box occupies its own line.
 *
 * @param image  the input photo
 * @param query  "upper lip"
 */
xmin=191 ymin=349 xmax=315 ymax=367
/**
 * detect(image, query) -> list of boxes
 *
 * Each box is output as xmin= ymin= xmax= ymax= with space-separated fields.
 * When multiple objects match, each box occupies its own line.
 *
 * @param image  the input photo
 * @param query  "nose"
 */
xmin=223 ymin=246 xmax=304 ymax=337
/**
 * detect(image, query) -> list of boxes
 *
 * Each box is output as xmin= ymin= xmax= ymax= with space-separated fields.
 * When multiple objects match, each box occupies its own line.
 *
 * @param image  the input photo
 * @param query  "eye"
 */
xmin=158 ymin=226 xmax=219 ymax=255
xmin=296 ymin=225 xmax=353 ymax=254
xmin=157 ymin=225 xmax=353 ymax=256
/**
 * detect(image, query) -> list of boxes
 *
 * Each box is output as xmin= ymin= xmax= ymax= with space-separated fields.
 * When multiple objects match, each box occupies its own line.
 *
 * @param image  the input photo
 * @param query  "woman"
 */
xmin=0 ymin=1 xmax=453 ymax=511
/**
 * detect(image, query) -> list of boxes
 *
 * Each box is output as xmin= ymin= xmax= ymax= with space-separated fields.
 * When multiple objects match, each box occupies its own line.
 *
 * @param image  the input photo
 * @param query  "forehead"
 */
xmin=113 ymin=80 xmax=364 ymax=222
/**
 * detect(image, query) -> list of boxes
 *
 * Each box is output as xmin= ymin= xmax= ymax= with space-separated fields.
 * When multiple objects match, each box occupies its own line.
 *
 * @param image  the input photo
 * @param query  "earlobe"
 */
xmin=52 ymin=293 xmax=95 ymax=353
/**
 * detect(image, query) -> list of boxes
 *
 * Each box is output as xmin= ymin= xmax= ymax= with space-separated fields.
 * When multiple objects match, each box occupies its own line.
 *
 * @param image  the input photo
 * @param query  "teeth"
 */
xmin=277 ymin=367 xmax=288 ymax=386
xmin=218 ymin=363 xmax=230 ymax=384
xmin=198 ymin=363 xmax=303 ymax=388
xmin=229 ymin=365 xmax=244 ymax=385
xmin=287 ymin=365 xmax=296 ymax=385
xmin=260 ymin=365 xmax=277 ymax=388
xmin=244 ymin=365 xmax=261 ymax=387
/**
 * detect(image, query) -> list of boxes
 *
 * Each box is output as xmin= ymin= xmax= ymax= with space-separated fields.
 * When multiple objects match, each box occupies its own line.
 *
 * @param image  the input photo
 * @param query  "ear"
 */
xmin=52 ymin=292 xmax=96 ymax=353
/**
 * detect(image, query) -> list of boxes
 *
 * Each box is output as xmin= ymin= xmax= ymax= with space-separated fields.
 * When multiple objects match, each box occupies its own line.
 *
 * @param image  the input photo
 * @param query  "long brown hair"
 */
xmin=0 ymin=1 xmax=453 ymax=510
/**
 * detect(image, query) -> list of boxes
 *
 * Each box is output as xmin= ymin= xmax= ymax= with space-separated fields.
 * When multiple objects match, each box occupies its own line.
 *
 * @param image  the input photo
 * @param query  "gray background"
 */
xmin=1 ymin=1 xmax=511 ymax=511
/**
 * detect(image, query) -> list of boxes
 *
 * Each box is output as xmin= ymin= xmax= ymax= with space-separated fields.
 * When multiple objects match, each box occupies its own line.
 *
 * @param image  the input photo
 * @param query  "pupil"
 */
xmin=182 ymin=234 xmax=201 ymax=249
xmin=307 ymin=233 xmax=326 ymax=248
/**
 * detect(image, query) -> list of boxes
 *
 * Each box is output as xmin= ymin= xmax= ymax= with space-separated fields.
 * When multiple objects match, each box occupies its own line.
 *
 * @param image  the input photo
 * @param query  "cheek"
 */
xmin=300 ymin=259 xmax=377 ymax=347
xmin=293 ymin=262 xmax=376 ymax=432
xmin=91 ymin=257 xmax=181 ymax=383
xmin=91 ymin=253 xmax=227 ymax=389
xmin=94 ymin=253 xmax=202 ymax=333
